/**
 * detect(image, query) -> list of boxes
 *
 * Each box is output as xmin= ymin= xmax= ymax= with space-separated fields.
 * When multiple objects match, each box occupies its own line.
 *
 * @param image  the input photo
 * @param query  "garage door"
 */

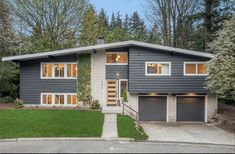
xmin=139 ymin=96 xmax=167 ymax=121
xmin=177 ymin=96 xmax=205 ymax=122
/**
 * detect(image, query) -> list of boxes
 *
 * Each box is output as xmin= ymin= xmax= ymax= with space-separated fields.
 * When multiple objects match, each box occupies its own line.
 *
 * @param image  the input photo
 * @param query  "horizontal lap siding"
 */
xmin=129 ymin=47 xmax=209 ymax=93
xmin=20 ymin=54 xmax=77 ymax=104
xmin=106 ymin=65 xmax=128 ymax=79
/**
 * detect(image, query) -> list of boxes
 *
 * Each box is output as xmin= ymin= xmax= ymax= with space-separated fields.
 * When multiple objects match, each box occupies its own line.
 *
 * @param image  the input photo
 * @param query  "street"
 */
xmin=0 ymin=140 xmax=234 ymax=153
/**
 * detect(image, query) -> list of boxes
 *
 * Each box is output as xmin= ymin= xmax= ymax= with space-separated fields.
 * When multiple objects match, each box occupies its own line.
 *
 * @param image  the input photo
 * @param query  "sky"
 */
xmin=89 ymin=0 xmax=146 ymax=20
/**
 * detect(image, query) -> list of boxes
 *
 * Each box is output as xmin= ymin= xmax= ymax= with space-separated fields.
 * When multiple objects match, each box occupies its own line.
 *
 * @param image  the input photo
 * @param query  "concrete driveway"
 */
xmin=141 ymin=122 xmax=235 ymax=146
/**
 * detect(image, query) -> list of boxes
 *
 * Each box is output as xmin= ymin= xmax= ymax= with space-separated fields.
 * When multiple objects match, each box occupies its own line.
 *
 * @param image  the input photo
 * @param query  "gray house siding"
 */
xmin=106 ymin=65 xmax=128 ymax=79
xmin=128 ymin=46 xmax=210 ymax=93
xmin=20 ymin=54 xmax=77 ymax=104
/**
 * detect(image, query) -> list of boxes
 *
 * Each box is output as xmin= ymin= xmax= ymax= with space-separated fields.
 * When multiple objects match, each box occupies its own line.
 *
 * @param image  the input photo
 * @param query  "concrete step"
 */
xmin=102 ymin=106 xmax=122 ymax=114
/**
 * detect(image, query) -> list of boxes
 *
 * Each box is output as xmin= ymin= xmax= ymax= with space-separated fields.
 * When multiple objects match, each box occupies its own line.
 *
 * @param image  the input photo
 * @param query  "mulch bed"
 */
xmin=0 ymin=103 xmax=16 ymax=109
xmin=0 ymin=103 xmax=101 ymax=112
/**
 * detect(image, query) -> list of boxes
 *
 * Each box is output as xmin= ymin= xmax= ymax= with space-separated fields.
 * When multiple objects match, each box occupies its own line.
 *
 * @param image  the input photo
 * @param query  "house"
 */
xmin=2 ymin=39 xmax=217 ymax=122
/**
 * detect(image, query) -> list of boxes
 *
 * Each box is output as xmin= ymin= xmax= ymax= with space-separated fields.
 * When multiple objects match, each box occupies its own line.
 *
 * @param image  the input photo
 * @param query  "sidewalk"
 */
xmin=101 ymin=114 xmax=118 ymax=138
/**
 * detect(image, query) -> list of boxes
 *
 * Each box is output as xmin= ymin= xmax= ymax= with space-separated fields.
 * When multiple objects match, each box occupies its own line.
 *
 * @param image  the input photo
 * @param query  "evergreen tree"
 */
xmin=207 ymin=16 xmax=235 ymax=102
xmin=123 ymin=14 xmax=129 ymax=32
xmin=129 ymin=12 xmax=147 ymax=41
xmin=79 ymin=6 xmax=98 ymax=46
xmin=110 ymin=13 xmax=116 ymax=30
xmin=0 ymin=0 xmax=19 ymax=102
xmin=97 ymin=8 xmax=109 ymax=38
xmin=147 ymin=23 xmax=161 ymax=44
xmin=116 ymin=12 xmax=122 ymax=28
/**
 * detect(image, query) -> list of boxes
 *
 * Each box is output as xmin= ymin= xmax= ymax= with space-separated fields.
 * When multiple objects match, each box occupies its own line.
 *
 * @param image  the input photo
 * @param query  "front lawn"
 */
xmin=0 ymin=109 xmax=104 ymax=139
xmin=117 ymin=114 xmax=148 ymax=141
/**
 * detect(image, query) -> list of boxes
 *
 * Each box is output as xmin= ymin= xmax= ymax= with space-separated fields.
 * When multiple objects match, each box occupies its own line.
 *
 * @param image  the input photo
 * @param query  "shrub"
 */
xmin=91 ymin=99 xmax=100 ymax=109
xmin=14 ymin=98 xmax=24 ymax=108
xmin=0 ymin=96 xmax=14 ymax=103
xmin=122 ymin=89 xmax=128 ymax=102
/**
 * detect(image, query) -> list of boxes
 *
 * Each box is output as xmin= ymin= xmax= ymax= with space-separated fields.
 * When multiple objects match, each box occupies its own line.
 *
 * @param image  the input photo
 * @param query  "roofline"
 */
xmin=2 ymin=40 xmax=213 ymax=61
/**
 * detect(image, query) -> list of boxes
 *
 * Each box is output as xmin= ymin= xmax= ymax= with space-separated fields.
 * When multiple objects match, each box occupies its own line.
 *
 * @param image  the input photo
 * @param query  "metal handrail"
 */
xmin=122 ymin=102 xmax=139 ymax=121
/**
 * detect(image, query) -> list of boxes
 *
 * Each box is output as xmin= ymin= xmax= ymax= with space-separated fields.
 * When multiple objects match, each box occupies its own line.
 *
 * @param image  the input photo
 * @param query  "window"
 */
xmin=54 ymin=64 xmax=64 ymax=77
xmin=55 ymin=94 xmax=64 ymax=105
xmin=42 ymin=64 xmax=52 ymax=77
xmin=119 ymin=80 xmax=128 ymax=98
xmin=184 ymin=62 xmax=207 ymax=75
xmin=145 ymin=62 xmax=171 ymax=76
xmin=67 ymin=94 xmax=77 ymax=105
xmin=41 ymin=93 xmax=77 ymax=106
xmin=67 ymin=64 xmax=77 ymax=78
xmin=42 ymin=94 xmax=52 ymax=104
xmin=41 ymin=63 xmax=77 ymax=79
xmin=106 ymin=52 xmax=128 ymax=64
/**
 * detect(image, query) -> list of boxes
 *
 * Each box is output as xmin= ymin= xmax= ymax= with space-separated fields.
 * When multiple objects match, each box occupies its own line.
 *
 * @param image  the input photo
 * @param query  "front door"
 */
xmin=106 ymin=80 xmax=117 ymax=106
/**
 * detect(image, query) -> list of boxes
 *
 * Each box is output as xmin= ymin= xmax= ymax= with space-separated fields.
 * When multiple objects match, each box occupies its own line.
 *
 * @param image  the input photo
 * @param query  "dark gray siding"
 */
xmin=106 ymin=65 xmax=128 ymax=79
xmin=129 ymin=47 xmax=210 ymax=93
xmin=20 ymin=54 xmax=77 ymax=104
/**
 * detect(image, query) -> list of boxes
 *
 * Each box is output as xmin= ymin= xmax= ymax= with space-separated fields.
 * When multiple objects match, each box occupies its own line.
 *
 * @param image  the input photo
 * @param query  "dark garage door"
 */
xmin=139 ymin=96 xmax=167 ymax=121
xmin=177 ymin=96 xmax=205 ymax=122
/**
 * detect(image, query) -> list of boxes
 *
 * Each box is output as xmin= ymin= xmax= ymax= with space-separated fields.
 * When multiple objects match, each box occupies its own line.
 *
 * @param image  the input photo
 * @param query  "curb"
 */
xmin=134 ymin=140 xmax=235 ymax=147
xmin=0 ymin=138 xmax=234 ymax=147
xmin=0 ymin=137 xmax=133 ymax=142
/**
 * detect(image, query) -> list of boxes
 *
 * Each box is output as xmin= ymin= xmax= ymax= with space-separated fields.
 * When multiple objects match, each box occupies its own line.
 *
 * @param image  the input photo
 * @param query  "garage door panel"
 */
xmin=177 ymin=96 xmax=205 ymax=122
xmin=139 ymin=96 xmax=167 ymax=121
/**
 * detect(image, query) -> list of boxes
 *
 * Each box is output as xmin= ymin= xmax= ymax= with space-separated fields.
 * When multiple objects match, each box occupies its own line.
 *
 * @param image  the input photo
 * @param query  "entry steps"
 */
xmin=102 ymin=106 xmax=122 ymax=114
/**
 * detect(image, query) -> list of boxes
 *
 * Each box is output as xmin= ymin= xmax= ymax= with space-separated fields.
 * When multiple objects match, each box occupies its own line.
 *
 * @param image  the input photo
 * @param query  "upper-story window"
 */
xmin=106 ymin=52 xmax=128 ymax=65
xmin=145 ymin=62 xmax=171 ymax=76
xmin=184 ymin=62 xmax=207 ymax=76
xmin=41 ymin=62 xmax=77 ymax=79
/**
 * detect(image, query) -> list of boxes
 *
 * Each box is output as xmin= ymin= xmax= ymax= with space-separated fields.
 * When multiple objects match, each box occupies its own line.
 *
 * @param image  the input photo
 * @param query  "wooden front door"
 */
xmin=106 ymin=80 xmax=117 ymax=106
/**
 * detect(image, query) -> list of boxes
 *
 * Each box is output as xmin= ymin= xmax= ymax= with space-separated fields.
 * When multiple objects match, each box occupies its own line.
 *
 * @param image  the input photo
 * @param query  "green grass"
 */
xmin=117 ymin=114 xmax=148 ymax=141
xmin=0 ymin=109 xmax=104 ymax=139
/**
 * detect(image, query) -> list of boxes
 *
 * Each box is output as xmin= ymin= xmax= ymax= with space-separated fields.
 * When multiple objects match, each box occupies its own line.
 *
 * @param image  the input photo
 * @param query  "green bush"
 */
xmin=122 ymin=89 xmax=128 ymax=102
xmin=14 ymin=98 xmax=24 ymax=108
xmin=0 ymin=96 xmax=14 ymax=103
xmin=91 ymin=100 xmax=100 ymax=109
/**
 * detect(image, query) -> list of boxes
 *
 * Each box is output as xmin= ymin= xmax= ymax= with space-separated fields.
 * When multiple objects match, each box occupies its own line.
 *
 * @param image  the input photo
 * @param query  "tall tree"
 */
xmin=11 ymin=0 xmax=88 ymax=52
xmin=0 ymin=0 xmax=19 ymax=102
xmin=206 ymin=16 xmax=235 ymax=101
xmin=145 ymin=0 xmax=200 ymax=48
xmin=96 ymin=8 xmax=109 ymax=38
xmin=79 ymin=5 xmax=98 ymax=46
xmin=129 ymin=12 xmax=147 ymax=41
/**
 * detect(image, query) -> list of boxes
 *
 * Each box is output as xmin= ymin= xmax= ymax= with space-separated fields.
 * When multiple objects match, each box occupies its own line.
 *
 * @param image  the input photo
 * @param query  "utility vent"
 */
xmin=97 ymin=36 xmax=105 ymax=44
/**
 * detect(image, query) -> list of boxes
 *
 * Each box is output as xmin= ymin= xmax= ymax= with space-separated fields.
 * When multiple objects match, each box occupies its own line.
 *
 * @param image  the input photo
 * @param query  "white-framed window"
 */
xmin=41 ymin=93 xmax=78 ymax=106
xmin=184 ymin=62 xmax=207 ymax=76
xmin=145 ymin=62 xmax=171 ymax=76
xmin=106 ymin=52 xmax=128 ymax=65
xmin=41 ymin=62 xmax=77 ymax=79
xmin=119 ymin=79 xmax=128 ymax=98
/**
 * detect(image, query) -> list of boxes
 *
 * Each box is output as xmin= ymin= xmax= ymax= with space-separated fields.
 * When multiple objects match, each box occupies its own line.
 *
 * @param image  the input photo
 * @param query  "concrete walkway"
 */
xmin=101 ymin=114 xmax=118 ymax=138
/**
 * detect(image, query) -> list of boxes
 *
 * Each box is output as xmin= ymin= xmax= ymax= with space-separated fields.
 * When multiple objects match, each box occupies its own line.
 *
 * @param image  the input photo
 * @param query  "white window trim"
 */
xmin=145 ymin=62 xmax=171 ymax=76
xmin=40 ymin=62 xmax=77 ymax=79
xmin=184 ymin=62 xmax=208 ymax=76
xmin=40 ymin=93 xmax=77 ymax=106
xmin=118 ymin=79 xmax=128 ymax=99
xmin=105 ymin=52 xmax=128 ymax=65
